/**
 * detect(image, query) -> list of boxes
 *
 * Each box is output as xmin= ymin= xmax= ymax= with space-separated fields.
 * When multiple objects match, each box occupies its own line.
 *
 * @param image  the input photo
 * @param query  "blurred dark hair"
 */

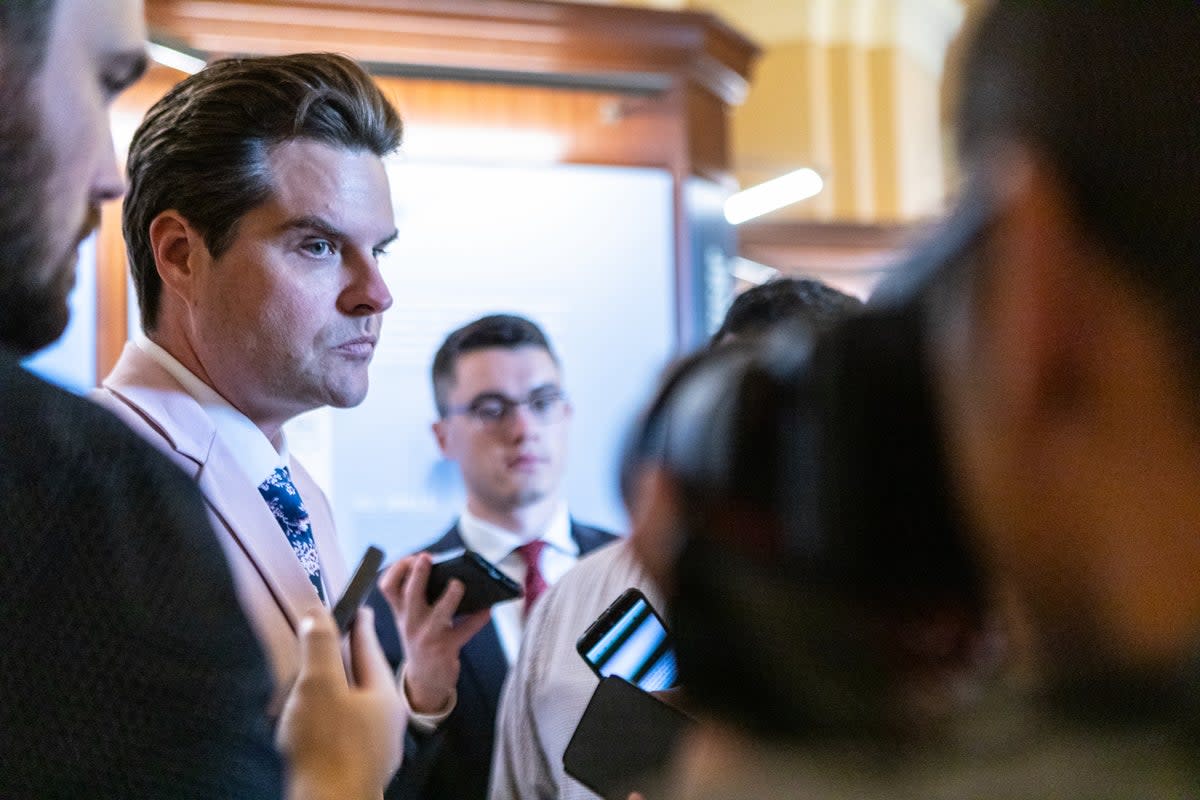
xmin=957 ymin=1 xmax=1200 ymax=391
xmin=712 ymin=277 xmax=863 ymax=344
xmin=431 ymin=314 xmax=558 ymax=416
xmin=0 ymin=1 xmax=54 ymax=77
xmin=657 ymin=316 xmax=988 ymax=742
xmin=0 ymin=0 xmax=63 ymax=353
xmin=124 ymin=52 xmax=403 ymax=332
xmin=618 ymin=350 xmax=717 ymax=509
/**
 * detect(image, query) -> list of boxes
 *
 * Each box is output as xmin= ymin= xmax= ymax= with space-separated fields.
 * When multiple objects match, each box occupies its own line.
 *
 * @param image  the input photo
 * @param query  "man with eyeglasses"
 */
xmin=373 ymin=313 xmax=617 ymax=800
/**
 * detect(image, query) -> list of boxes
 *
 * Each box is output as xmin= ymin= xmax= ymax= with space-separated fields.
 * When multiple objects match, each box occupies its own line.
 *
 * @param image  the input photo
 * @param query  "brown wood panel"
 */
xmin=145 ymin=0 xmax=757 ymax=105
xmin=683 ymin=84 xmax=731 ymax=183
xmin=738 ymin=219 xmax=916 ymax=251
xmin=374 ymin=77 xmax=679 ymax=168
xmin=95 ymin=201 xmax=130 ymax=378
xmin=737 ymin=219 xmax=922 ymax=297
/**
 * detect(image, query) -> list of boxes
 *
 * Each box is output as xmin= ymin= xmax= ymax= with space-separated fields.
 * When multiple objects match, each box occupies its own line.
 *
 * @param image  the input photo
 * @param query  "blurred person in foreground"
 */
xmin=628 ymin=330 xmax=1002 ymax=800
xmin=0 ymin=1 xmax=402 ymax=797
xmin=913 ymin=0 xmax=1200 ymax=784
xmin=663 ymin=1 xmax=1200 ymax=795
xmin=490 ymin=278 xmax=862 ymax=800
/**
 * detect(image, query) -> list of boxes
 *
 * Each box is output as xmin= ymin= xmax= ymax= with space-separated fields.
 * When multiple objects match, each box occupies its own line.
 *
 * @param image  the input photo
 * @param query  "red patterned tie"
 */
xmin=516 ymin=540 xmax=548 ymax=618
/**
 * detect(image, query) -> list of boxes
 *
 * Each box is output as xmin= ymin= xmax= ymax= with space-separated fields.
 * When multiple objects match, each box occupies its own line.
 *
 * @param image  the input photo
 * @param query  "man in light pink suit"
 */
xmin=94 ymin=52 xmax=400 ymax=712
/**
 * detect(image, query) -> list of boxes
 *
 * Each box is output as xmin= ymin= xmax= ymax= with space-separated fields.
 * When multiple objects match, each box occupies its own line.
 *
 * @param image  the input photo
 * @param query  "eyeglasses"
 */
xmin=444 ymin=387 xmax=569 ymax=427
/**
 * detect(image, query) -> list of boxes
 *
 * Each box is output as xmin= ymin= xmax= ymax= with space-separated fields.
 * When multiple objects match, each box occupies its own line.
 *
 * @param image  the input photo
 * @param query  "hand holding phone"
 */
xmin=376 ymin=552 xmax=495 ymax=714
xmin=278 ymin=606 xmax=404 ymax=798
xmin=277 ymin=545 xmax=386 ymax=705
xmin=425 ymin=548 xmax=522 ymax=616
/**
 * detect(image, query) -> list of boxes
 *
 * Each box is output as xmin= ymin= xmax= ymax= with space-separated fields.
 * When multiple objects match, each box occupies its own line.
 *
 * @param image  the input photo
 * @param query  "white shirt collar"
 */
xmin=136 ymin=335 xmax=288 ymax=487
xmin=457 ymin=500 xmax=576 ymax=563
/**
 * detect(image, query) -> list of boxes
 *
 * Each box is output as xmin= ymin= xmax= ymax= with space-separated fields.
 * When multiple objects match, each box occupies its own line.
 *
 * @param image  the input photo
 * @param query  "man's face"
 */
xmin=182 ymin=138 xmax=395 ymax=428
xmin=434 ymin=346 xmax=572 ymax=514
xmin=0 ymin=0 xmax=144 ymax=353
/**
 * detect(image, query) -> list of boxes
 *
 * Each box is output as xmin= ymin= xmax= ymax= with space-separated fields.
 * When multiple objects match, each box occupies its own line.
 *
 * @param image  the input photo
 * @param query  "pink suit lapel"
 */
xmin=101 ymin=343 xmax=328 ymax=633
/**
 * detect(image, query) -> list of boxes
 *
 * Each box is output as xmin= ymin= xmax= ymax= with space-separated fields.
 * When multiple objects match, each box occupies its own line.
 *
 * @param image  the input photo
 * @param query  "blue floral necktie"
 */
xmin=258 ymin=466 xmax=326 ymax=603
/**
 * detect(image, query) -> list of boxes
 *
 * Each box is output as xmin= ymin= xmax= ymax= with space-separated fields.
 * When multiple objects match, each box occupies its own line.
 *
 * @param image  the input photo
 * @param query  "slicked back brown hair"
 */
xmin=124 ymin=52 xmax=403 ymax=331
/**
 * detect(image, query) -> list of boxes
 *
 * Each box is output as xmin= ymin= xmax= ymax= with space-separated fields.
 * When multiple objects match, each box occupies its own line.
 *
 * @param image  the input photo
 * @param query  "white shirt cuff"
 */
xmin=399 ymin=663 xmax=457 ymax=733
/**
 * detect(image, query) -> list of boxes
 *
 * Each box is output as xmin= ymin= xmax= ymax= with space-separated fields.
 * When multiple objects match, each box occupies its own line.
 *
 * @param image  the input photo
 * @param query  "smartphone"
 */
xmin=563 ymin=676 xmax=691 ymax=800
xmin=576 ymin=588 xmax=677 ymax=692
xmin=425 ymin=548 xmax=522 ymax=616
xmin=331 ymin=545 xmax=385 ymax=633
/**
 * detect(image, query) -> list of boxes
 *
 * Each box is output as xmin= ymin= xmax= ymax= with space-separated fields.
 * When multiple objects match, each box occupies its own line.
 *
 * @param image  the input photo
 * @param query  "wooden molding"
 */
xmin=737 ymin=219 xmax=925 ymax=288
xmin=145 ymin=0 xmax=758 ymax=104
xmin=738 ymin=218 xmax=919 ymax=251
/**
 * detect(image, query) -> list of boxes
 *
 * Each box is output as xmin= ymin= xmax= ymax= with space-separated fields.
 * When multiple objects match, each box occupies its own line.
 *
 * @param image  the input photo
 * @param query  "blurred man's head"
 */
xmin=628 ymin=276 xmax=864 ymax=590
xmin=125 ymin=53 xmax=402 ymax=434
xmin=712 ymin=277 xmax=862 ymax=345
xmin=432 ymin=314 xmax=571 ymax=519
xmin=923 ymin=2 xmax=1200 ymax=672
xmin=0 ymin=0 xmax=145 ymax=353
xmin=623 ymin=331 xmax=989 ymax=742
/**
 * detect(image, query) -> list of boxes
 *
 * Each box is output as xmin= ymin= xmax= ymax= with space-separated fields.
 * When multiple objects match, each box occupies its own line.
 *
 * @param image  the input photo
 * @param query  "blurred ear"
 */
xmin=431 ymin=419 xmax=451 ymax=458
xmin=628 ymin=465 xmax=684 ymax=592
xmin=977 ymin=150 xmax=1100 ymax=437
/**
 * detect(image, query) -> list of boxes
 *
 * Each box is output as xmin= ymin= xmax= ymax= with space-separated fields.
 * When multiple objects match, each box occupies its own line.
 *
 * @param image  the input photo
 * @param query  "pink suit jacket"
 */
xmin=93 ymin=342 xmax=349 ymax=713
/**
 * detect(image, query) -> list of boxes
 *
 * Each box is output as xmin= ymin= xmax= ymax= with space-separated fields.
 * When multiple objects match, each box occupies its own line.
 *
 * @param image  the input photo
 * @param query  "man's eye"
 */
xmin=101 ymin=73 xmax=128 ymax=97
xmin=472 ymin=401 xmax=506 ymax=421
xmin=529 ymin=395 xmax=555 ymax=414
xmin=301 ymin=240 xmax=335 ymax=257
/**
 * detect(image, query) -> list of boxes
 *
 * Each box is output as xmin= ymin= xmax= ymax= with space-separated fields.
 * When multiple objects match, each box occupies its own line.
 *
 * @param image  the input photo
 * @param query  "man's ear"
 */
xmin=628 ymin=465 xmax=684 ymax=592
xmin=431 ymin=419 xmax=451 ymax=458
xmin=981 ymin=152 xmax=1099 ymax=435
xmin=148 ymin=210 xmax=202 ymax=302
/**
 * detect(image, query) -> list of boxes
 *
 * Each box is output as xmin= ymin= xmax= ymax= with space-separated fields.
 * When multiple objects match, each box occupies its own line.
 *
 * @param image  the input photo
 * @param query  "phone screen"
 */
xmin=581 ymin=591 xmax=677 ymax=692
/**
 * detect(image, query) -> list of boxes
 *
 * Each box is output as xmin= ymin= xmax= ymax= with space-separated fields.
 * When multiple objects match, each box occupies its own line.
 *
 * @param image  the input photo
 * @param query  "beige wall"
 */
xmin=566 ymin=0 xmax=965 ymax=225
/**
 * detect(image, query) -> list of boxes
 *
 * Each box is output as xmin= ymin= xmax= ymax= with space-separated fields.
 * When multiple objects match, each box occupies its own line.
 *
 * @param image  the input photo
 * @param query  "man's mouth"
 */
xmin=508 ymin=454 xmax=544 ymax=470
xmin=334 ymin=335 xmax=378 ymax=358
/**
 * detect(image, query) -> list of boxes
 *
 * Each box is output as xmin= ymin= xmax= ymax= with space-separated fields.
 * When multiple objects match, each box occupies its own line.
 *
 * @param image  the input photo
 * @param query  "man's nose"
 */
xmin=341 ymin=250 xmax=394 ymax=316
xmin=502 ymin=402 xmax=540 ymax=440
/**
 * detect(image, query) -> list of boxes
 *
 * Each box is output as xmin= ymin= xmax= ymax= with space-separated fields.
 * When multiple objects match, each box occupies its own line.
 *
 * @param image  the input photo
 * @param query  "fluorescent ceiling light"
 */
xmin=401 ymin=125 xmax=567 ymax=164
xmin=730 ymin=257 xmax=780 ymax=285
xmin=147 ymin=42 xmax=206 ymax=75
xmin=724 ymin=167 xmax=824 ymax=225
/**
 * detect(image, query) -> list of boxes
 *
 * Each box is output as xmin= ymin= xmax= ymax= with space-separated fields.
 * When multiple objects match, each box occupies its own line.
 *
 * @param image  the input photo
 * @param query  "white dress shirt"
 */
xmin=456 ymin=500 xmax=579 ymax=664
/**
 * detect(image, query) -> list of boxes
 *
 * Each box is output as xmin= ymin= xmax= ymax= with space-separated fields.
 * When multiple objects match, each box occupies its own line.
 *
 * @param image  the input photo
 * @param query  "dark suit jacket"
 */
xmin=371 ymin=519 xmax=617 ymax=800
xmin=0 ymin=349 xmax=282 ymax=799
